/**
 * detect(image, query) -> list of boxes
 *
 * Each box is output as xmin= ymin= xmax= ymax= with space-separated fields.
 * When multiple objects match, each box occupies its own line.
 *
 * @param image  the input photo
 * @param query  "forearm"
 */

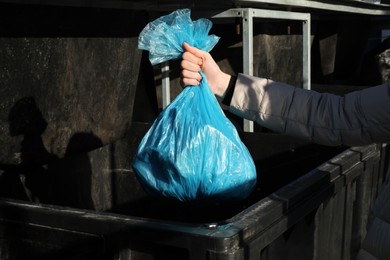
xmin=228 ymin=73 xmax=297 ymax=135
xmin=227 ymin=74 xmax=390 ymax=146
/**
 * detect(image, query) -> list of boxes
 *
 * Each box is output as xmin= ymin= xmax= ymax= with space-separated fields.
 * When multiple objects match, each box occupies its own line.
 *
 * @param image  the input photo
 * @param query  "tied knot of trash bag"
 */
xmin=138 ymin=8 xmax=220 ymax=65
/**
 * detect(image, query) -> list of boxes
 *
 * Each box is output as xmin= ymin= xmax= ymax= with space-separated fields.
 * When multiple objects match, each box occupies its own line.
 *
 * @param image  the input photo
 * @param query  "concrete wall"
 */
xmin=0 ymin=4 xmax=147 ymax=164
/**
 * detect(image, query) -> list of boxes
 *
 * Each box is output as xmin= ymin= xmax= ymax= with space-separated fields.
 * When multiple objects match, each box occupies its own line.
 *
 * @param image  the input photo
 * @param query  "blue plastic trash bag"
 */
xmin=133 ymin=9 xmax=257 ymax=202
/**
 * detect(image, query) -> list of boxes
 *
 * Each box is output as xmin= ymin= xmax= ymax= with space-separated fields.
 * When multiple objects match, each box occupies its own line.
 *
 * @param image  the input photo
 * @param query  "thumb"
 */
xmin=183 ymin=42 xmax=206 ymax=59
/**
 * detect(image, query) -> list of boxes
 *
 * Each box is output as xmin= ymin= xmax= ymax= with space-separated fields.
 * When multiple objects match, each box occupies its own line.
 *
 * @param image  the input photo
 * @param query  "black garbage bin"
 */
xmin=0 ymin=123 xmax=386 ymax=259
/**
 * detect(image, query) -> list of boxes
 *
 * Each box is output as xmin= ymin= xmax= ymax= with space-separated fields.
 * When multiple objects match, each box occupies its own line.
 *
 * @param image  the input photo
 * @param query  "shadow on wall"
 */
xmin=51 ymin=132 xmax=103 ymax=209
xmin=0 ymin=97 xmax=102 ymax=209
xmin=0 ymin=97 xmax=57 ymax=202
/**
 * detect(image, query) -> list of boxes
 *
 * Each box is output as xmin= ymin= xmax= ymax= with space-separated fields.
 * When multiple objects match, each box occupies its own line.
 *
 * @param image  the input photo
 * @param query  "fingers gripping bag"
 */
xmin=133 ymin=9 xmax=257 ymax=203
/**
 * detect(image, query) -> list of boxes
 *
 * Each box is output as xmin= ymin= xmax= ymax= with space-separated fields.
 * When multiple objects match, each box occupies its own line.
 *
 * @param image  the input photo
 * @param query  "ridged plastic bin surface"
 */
xmin=0 ymin=143 xmax=386 ymax=260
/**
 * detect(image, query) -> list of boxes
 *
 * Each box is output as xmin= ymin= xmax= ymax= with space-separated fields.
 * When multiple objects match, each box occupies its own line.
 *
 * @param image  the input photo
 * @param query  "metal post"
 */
xmin=161 ymin=61 xmax=170 ymax=109
xmin=242 ymin=8 xmax=255 ymax=132
xmin=302 ymin=18 xmax=311 ymax=90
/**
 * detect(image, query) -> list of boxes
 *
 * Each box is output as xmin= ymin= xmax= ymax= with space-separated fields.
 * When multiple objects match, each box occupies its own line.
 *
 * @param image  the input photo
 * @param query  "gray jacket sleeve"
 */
xmin=229 ymin=73 xmax=390 ymax=146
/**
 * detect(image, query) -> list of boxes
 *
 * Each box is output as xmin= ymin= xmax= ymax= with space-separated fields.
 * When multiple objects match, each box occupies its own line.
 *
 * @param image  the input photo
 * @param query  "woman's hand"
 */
xmin=180 ymin=42 xmax=231 ymax=99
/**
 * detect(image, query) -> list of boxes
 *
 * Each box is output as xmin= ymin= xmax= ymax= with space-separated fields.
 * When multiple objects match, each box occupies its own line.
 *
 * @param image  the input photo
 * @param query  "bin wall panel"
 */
xmin=314 ymin=187 xmax=349 ymax=260
xmin=351 ymin=155 xmax=381 ymax=258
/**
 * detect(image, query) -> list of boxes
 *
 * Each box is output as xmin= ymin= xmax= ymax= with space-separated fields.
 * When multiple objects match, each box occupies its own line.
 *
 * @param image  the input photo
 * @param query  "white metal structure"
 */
xmin=161 ymin=8 xmax=311 ymax=132
xmin=213 ymin=8 xmax=311 ymax=131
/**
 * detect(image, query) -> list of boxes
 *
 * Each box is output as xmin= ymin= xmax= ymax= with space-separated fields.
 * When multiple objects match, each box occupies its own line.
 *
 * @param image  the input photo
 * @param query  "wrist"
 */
xmin=214 ymin=72 xmax=232 ymax=100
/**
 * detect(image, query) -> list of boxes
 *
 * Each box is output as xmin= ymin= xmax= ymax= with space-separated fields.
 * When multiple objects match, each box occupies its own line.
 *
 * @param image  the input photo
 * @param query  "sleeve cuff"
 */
xmin=222 ymin=75 xmax=237 ymax=106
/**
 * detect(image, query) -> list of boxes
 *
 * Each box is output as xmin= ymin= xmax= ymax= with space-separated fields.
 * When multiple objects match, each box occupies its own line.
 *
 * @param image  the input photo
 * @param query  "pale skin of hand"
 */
xmin=180 ymin=42 xmax=232 ymax=100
